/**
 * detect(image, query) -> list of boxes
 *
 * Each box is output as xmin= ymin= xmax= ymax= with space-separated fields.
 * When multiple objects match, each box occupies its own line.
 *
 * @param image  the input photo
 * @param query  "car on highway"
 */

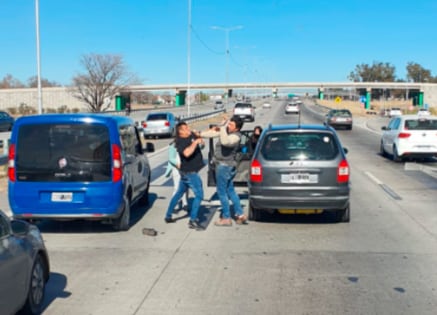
xmin=142 ymin=112 xmax=178 ymax=138
xmin=8 ymin=114 xmax=155 ymax=231
xmin=0 ymin=110 xmax=14 ymax=132
xmin=214 ymin=100 xmax=224 ymax=110
xmin=417 ymin=108 xmax=431 ymax=116
xmin=389 ymin=107 xmax=402 ymax=117
xmin=262 ymin=102 xmax=271 ymax=109
xmin=324 ymin=109 xmax=353 ymax=130
xmin=380 ymin=114 xmax=437 ymax=162
xmin=233 ymin=102 xmax=255 ymax=122
xmin=248 ymin=124 xmax=350 ymax=222
xmin=0 ymin=209 xmax=50 ymax=315
xmin=284 ymin=102 xmax=300 ymax=114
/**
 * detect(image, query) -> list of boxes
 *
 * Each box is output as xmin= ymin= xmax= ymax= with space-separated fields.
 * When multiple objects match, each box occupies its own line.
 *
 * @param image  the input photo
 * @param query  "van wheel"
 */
xmin=113 ymin=196 xmax=130 ymax=231
xmin=138 ymin=179 xmax=150 ymax=207
xmin=20 ymin=254 xmax=46 ymax=315
xmin=336 ymin=205 xmax=350 ymax=223
xmin=248 ymin=204 xmax=261 ymax=221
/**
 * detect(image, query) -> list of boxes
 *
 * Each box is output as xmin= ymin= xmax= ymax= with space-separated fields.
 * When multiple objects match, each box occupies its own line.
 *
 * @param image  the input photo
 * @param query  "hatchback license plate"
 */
xmin=281 ymin=173 xmax=318 ymax=183
xmin=51 ymin=192 xmax=73 ymax=202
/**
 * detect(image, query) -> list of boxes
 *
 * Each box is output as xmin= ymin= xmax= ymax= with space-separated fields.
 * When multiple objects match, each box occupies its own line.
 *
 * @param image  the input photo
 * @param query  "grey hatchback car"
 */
xmin=0 ymin=209 xmax=50 ymax=315
xmin=248 ymin=124 xmax=350 ymax=222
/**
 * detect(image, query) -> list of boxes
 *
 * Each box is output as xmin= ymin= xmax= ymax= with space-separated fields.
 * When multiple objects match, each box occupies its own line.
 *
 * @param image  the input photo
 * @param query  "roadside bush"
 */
xmin=6 ymin=107 xmax=17 ymax=115
xmin=18 ymin=103 xmax=37 ymax=115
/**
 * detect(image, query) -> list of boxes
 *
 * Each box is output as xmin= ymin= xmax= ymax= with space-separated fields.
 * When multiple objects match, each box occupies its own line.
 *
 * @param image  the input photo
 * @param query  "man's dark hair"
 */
xmin=176 ymin=121 xmax=187 ymax=136
xmin=230 ymin=116 xmax=244 ymax=130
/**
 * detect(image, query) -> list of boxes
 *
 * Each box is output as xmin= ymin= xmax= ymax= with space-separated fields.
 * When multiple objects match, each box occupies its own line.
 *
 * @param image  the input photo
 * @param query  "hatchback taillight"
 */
xmin=8 ymin=144 xmax=16 ymax=182
xmin=337 ymin=159 xmax=349 ymax=183
xmin=398 ymin=132 xmax=411 ymax=138
xmin=250 ymin=159 xmax=262 ymax=182
xmin=164 ymin=121 xmax=170 ymax=127
xmin=112 ymin=144 xmax=122 ymax=182
xmin=142 ymin=122 xmax=147 ymax=128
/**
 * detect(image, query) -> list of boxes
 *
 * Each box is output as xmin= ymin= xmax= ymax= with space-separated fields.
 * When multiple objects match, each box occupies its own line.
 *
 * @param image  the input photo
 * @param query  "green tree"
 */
xmin=70 ymin=53 xmax=137 ymax=112
xmin=348 ymin=61 xmax=396 ymax=82
xmin=406 ymin=62 xmax=432 ymax=82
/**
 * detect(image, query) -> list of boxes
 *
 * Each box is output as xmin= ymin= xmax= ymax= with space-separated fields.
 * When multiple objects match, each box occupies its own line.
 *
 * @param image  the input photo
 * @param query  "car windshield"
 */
xmin=16 ymin=124 xmax=111 ymax=182
xmin=404 ymin=119 xmax=437 ymax=130
xmin=333 ymin=110 xmax=351 ymax=117
xmin=260 ymin=132 xmax=338 ymax=161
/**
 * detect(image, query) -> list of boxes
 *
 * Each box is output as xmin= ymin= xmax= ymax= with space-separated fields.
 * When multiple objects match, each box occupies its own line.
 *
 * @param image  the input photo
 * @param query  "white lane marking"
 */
xmin=364 ymin=171 xmax=383 ymax=185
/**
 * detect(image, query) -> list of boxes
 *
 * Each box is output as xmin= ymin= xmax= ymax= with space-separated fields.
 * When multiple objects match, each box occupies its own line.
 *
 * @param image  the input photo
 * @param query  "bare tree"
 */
xmin=70 ymin=53 xmax=136 ymax=112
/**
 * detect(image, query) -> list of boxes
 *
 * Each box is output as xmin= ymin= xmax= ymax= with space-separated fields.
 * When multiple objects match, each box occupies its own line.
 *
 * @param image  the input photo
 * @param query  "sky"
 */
xmin=1 ymin=0 xmax=437 ymax=87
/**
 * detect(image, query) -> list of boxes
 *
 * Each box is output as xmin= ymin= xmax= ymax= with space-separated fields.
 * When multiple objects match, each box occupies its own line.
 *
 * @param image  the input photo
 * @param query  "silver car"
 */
xmin=0 ymin=209 xmax=50 ymax=314
xmin=142 ymin=112 xmax=178 ymax=138
xmin=248 ymin=124 xmax=350 ymax=222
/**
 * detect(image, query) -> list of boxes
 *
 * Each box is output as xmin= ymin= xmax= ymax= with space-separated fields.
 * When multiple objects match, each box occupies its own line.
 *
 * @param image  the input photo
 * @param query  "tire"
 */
xmin=138 ymin=176 xmax=150 ymax=207
xmin=336 ymin=205 xmax=350 ymax=223
xmin=113 ymin=196 xmax=130 ymax=231
xmin=248 ymin=203 xmax=261 ymax=221
xmin=380 ymin=141 xmax=387 ymax=157
xmin=392 ymin=145 xmax=402 ymax=162
xmin=20 ymin=254 xmax=47 ymax=315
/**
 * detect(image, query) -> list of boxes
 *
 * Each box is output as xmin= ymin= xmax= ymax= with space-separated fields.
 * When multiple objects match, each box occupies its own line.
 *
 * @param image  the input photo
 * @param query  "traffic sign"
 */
xmin=335 ymin=96 xmax=342 ymax=104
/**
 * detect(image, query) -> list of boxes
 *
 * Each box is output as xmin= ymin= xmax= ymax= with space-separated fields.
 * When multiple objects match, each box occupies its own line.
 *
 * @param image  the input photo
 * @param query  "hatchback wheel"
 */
xmin=113 ymin=196 xmax=130 ymax=231
xmin=21 ymin=255 xmax=46 ymax=314
xmin=138 ymin=176 xmax=150 ymax=207
xmin=392 ymin=145 xmax=402 ymax=162
xmin=380 ymin=141 xmax=387 ymax=157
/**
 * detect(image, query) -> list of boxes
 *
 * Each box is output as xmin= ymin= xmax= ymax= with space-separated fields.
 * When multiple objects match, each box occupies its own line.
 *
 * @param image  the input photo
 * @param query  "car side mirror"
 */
xmin=343 ymin=147 xmax=348 ymax=154
xmin=381 ymin=126 xmax=388 ymax=131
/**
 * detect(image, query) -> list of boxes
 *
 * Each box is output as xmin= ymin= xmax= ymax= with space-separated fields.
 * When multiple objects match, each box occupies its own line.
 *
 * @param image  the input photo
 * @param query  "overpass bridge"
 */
xmin=0 ymin=82 xmax=436 ymax=112
xmin=123 ymin=82 xmax=437 ymax=109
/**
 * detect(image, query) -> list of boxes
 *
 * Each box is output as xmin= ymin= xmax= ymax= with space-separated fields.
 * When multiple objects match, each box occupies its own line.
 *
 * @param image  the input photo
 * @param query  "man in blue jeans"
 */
xmin=164 ymin=121 xmax=205 ymax=230
xmin=200 ymin=115 xmax=248 ymax=226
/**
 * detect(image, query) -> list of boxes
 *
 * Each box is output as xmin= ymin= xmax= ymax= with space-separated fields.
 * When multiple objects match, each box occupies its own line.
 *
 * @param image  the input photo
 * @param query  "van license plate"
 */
xmin=51 ymin=192 xmax=73 ymax=202
xmin=281 ymin=173 xmax=318 ymax=183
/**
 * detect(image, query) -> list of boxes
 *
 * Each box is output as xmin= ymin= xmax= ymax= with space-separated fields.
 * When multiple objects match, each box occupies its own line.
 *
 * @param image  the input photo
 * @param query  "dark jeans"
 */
xmin=165 ymin=172 xmax=203 ymax=221
xmin=215 ymin=163 xmax=243 ymax=219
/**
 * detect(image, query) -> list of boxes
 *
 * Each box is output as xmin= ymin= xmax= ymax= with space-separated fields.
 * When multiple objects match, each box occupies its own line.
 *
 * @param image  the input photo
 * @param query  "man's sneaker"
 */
xmin=188 ymin=220 xmax=204 ymax=230
xmin=165 ymin=217 xmax=176 ymax=223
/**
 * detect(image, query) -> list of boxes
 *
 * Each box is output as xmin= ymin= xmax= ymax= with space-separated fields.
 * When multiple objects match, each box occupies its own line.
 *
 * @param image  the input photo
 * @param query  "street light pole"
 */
xmin=35 ymin=0 xmax=42 ymax=114
xmin=211 ymin=25 xmax=243 ymax=101
xmin=187 ymin=0 xmax=191 ymax=116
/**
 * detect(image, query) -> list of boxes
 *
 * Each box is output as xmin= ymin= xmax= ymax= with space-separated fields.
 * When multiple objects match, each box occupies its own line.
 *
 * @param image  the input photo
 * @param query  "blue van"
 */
xmin=8 ymin=114 xmax=154 ymax=231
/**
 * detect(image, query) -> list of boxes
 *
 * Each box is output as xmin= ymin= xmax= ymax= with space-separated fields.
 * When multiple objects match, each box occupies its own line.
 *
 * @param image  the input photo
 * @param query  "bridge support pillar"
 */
xmin=418 ymin=90 xmax=424 ymax=107
xmin=272 ymin=88 xmax=278 ymax=98
xmin=175 ymin=90 xmax=186 ymax=106
xmin=365 ymin=88 xmax=371 ymax=110
xmin=318 ymin=88 xmax=324 ymax=100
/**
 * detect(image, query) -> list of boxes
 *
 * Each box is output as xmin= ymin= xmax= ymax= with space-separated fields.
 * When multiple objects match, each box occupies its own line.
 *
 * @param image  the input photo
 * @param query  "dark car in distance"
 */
xmin=0 ymin=110 xmax=14 ymax=132
xmin=0 ymin=209 xmax=50 ymax=315
xmin=325 ymin=109 xmax=353 ymax=130
xmin=248 ymin=124 xmax=350 ymax=222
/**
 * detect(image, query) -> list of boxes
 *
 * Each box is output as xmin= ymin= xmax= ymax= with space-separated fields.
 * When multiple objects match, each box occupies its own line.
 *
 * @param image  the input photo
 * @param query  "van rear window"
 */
xmin=16 ymin=124 xmax=111 ymax=182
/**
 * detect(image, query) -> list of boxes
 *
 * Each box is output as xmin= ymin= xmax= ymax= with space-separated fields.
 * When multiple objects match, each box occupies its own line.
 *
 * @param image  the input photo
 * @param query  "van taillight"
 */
xmin=112 ymin=144 xmax=122 ymax=182
xmin=337 ymin=159 xmax=349 ymax=183
xmin=142 ymin=122 xmax=147 ymax=128
xmin=250 ymin=159 xmax=262 ymax=182
xmin=398 ymin=132 xmax=411 ymax=138
xmin=8 ymin=144 xmax=16 ymax=182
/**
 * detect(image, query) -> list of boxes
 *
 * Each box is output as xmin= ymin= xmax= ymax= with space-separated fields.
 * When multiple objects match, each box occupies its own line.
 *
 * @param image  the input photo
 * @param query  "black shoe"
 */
xmin=188 ymin=220 xmax=204 ymax=230
xmin=165 ymin=217 xmax=176 ymax=223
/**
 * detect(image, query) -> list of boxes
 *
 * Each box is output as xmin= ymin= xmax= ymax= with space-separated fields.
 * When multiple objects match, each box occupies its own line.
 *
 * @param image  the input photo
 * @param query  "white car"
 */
xmin=285 ymin=102 xmax=300 ymax=114
xmin=262 ymin=102 xmax=271 ymax=109
xmin=380 ymin=115 xmax=437 ymax=161
xmin=417 ymin=108 xmax=431 ymax=116
xmin=388 ymin=107 xmax=402 ymax=117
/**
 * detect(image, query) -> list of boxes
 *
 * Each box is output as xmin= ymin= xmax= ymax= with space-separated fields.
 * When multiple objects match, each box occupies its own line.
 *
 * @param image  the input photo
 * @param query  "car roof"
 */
xmin=265 ymin=123 xmax=334 ymax=132
xmin=13 ymin=113 xmax=135 ymax=127
xmin=393 ymin=114 xmax=436 ymax=120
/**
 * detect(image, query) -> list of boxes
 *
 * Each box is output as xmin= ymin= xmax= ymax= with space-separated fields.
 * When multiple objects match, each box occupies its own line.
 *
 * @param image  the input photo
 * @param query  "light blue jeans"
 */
xmin=165 ymin=172 xmax=203 ymax=222
xmin=215 ymin=163 xmax=243 ymax=219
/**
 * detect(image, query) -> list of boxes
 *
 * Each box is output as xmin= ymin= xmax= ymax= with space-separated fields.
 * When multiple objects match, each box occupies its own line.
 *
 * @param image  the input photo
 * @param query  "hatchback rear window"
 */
xmin=16 ymin=124 xmax=111 ymax=182
xmin=147 ymin=113 xmax=168 ymax=120
xmin=404 ymin=119 xmax=437 ymax=130
xmin=260 ymin=132 xmax=339 ymax=161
